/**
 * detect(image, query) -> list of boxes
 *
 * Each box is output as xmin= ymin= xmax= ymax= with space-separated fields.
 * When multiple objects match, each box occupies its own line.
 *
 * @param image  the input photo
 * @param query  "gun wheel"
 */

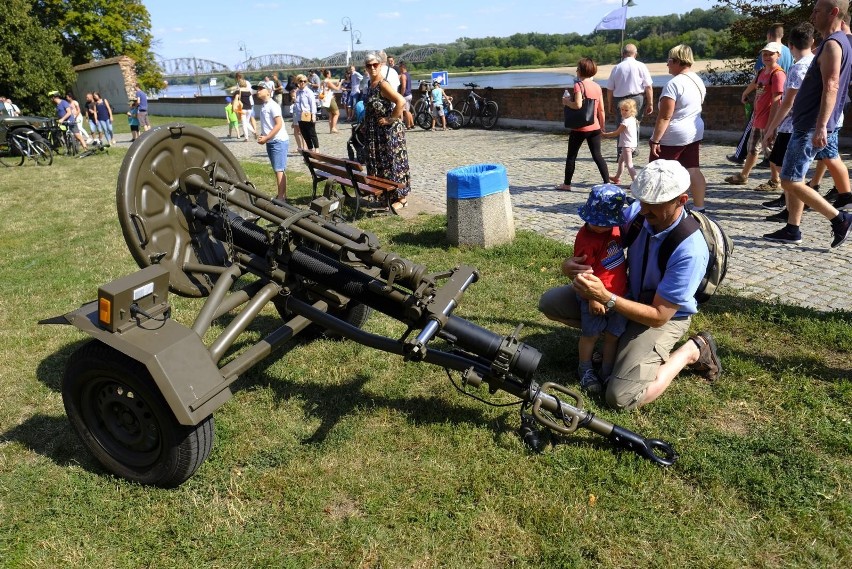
xmin=62 ymin=340 xmax=214 ymax=487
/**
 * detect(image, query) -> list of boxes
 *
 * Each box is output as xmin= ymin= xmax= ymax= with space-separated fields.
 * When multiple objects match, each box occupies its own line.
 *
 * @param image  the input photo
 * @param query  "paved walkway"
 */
xmin=206 ymin=123 xmax=850 ymax=312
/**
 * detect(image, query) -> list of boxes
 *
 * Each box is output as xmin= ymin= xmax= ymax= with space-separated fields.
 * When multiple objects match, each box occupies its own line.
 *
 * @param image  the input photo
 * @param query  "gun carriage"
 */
xmin=42 ymin=124 xmax=676 ymax=487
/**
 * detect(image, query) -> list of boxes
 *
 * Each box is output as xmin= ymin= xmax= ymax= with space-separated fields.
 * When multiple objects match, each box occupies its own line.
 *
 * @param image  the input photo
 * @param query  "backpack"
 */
xmin=623 ymin=209 xmax=733 ymax=304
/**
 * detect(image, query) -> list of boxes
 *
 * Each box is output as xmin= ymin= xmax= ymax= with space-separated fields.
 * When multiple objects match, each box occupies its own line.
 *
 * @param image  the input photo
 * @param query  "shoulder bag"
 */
xmin=563 ymin=80 xmax=595 ymax=129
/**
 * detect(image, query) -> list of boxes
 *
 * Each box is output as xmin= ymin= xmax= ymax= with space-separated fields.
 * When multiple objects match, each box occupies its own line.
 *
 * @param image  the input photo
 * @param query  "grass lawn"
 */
xmin=0 ymin=143 xmax=850 ymax=568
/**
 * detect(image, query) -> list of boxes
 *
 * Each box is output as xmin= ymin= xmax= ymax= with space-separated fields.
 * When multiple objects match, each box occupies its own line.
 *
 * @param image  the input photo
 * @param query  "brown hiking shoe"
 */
xmin=754 ymin=179 xmax=781 ymax=192
xmin=724 ymin=173 xmax=748 ymax=185
xmin=689 ymin=332 xmax=722 ymax=382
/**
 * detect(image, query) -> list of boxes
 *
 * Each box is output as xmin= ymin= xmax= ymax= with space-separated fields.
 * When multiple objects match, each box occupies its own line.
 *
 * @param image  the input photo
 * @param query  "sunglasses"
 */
xmin=365 ymin=62 xmax=380 ymax=69
xmin=298 ymin=80 xmax=306 ymax=83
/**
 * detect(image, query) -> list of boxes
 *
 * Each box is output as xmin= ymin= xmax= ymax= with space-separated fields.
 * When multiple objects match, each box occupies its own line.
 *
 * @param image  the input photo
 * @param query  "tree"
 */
xmin=713 ymin=1 xmax=814 ymax=50
xmin=32 ymin=0 xmax=162 ymax=90
xmin=0 ymin=0 xmax=76 ymax=116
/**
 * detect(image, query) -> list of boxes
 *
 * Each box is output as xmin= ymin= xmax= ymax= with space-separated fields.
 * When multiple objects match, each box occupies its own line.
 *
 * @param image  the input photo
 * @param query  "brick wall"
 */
xmin=442 ymin=85 xmax=851 ymax=134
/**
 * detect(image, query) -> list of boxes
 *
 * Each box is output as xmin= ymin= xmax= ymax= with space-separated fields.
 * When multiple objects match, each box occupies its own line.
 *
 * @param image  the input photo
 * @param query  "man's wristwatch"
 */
xmin=605 ymin=294 xmax=617 ymax=311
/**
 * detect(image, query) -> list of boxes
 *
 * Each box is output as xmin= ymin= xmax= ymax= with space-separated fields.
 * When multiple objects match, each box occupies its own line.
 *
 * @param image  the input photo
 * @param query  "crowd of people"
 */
xmin=541 ymin=0 xmax=852 ymax=411
xmin=221 ymin=50 xmax=411 ymax=211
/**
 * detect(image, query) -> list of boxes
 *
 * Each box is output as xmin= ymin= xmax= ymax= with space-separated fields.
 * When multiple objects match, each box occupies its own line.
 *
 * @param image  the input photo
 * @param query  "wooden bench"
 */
xmin=301 ymin=150 xmax=404 ymax=220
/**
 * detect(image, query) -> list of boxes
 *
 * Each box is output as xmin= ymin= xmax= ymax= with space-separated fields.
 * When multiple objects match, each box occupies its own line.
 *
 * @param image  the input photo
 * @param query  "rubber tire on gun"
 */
xmin=62 ymin=340 xmax=214 ymax=488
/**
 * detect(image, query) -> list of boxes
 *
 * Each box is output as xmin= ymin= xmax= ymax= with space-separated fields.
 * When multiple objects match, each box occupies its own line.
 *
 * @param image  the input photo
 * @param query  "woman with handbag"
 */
xmin=558 ymin=57 xmax=609 ymax=191
xmin=293 ymin=74 xmax=319 ymax=150
xmin=648 ymin=44 xmax=707 ymax=211
xmin=321 ymin=69 xmax=342 ymax=134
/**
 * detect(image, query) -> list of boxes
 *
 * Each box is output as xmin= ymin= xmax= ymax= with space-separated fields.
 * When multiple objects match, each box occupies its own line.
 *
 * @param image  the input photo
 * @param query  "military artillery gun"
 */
xmin=41 ymin=124 xmax=676 ymax=487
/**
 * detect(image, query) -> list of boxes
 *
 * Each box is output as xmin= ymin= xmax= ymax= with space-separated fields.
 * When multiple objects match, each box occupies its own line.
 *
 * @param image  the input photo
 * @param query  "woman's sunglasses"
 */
xmin=365 ymin=62 xmax=380 ymax=69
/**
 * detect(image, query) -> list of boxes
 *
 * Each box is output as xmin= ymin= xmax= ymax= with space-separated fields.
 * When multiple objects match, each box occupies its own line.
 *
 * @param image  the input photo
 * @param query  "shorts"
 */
xmin=579 ymin=298 xmax=627 ymax=337
xmin=88 ymin=119 xmax=99 ymax=133
xmin=130 ymin=125 xmax=139 ymax=133
xmin=781 ymin=128 xmax=840 ymax=182
xmin=651 ymin=139 xmax=701 ymax=169
xmin=328 ymin=97 xmax=338 ymax=113
xmin=65 ymin=121 xmax=80 ymax=134
xmin=265 ymin=138 xmax=289 ymax=172
xmin=769 ymin=132 xmax=791 ymax=166
xmin=746 ymin=127 xmax=769 ymax=156
xmin=605 ymin=317 xmax=692 ymax=410
xmin=229 ymin=120 xmax=239 ymax=128
xmin=137 ymin=109 xmax=149 ymax=128
xmin=404 ymin=94 xmax=413 ymax=112
xmin=432 ymin=106 xmax=444 ymax=118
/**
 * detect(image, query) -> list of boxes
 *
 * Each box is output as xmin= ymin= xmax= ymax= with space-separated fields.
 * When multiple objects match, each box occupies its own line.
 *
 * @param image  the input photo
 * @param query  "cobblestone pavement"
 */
xmin=203 ymin=122 xmax=851 ymax=312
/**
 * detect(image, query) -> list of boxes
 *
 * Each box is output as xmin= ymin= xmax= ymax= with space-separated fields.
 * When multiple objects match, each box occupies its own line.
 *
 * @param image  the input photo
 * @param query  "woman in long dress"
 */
xmin=362 ymin=52 xmax=411 ymax=212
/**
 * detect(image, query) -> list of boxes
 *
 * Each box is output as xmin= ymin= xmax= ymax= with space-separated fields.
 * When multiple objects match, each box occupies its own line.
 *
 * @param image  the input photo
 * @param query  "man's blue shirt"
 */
xmin=623 ymin=201 xmax=708 ymax=318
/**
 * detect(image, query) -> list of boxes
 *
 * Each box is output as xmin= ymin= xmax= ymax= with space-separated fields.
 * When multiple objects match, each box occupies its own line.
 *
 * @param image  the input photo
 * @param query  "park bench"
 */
xmin=301 ymin=150 xmax=404 ymax=220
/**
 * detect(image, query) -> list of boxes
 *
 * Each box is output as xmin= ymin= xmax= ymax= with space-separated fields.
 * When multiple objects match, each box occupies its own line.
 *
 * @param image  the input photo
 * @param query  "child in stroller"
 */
xmin=346 ymin=99 xmax=366 ymax=163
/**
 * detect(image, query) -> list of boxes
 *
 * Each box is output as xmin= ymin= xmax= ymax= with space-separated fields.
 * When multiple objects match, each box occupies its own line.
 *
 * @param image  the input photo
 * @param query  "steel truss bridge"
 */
xmin=159 ymin=47 xmax=446 ymax=79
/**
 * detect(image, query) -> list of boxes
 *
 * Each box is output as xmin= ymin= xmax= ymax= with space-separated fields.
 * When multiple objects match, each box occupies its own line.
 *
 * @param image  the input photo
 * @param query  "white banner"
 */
xmin=594 ymin=6 xmax=627 ymax=32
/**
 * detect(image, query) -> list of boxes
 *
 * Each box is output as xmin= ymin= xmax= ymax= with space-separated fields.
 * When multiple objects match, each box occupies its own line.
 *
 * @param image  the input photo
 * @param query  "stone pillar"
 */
xmin=446 ymin=164 xmax=515 ymax=248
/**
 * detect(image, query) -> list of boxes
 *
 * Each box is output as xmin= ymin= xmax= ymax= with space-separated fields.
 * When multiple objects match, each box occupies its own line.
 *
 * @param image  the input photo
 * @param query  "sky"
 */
xmin=145 ymin=0 xmax=714 ymax=68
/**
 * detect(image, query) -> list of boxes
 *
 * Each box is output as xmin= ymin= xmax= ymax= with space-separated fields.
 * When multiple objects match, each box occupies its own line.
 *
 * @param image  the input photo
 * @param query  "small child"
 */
xmin=225 ymin=96 xmax=241 ymax=138
xmin=431 ymin=81 xmax=446 ymax=131
xmin=601 ymin=99 xmax=639 ymax=184
xmin=572 ymin=184 xmax=629 ymax=393
xmin=127 ymin=98 xmax=140 ymax=141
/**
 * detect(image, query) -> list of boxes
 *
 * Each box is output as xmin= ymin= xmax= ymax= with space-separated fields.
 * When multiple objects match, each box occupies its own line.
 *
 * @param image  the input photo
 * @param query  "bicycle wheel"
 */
xmin=31 ymin=140 xmax=53 ymax=166
xmin=446 ymin=110 xmax=464 ymax=130
xmin=414 ymin=98 xmax=429 ymax=116
xmin=459 ymin=102 xmax=473 ymax=127
xmin=481 ymin=101 xmax=499 ymax=130
xmin=415 ymin=110 xmax=432 ymax=130
xmin=65 ymin=135 xmax=79 ymax=157
xmin=0 ymin=141 xmax=24 ymax=167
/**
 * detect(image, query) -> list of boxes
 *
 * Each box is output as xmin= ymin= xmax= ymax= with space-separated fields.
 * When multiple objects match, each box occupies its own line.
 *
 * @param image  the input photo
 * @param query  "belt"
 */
xmin=617 ymin=93 xmax=644 ymax=98
xmin=139 ymin=108 xmax=147 ymax=112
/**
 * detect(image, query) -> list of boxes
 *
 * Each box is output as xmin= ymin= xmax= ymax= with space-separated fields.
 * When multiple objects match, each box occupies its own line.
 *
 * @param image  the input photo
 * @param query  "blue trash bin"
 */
xmin=447 ymin=164 xmax=509 ymax=199
xmin=446 ymin=163 xmax=514 ymax=247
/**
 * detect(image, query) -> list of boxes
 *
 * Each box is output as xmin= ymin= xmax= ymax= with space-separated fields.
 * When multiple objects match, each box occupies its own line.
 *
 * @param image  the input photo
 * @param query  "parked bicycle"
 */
xmin=0 ymin=128 xmax=53 ymax=167
xmin=414 ymin=81 xmax=463 ymax=131
xmin=42 ymin=120 xmax=80 ymax=157
xmin=459 ymin=83 xmax=499 ymax=129
xmin=414 ymin=98 xmax=463 ymax=131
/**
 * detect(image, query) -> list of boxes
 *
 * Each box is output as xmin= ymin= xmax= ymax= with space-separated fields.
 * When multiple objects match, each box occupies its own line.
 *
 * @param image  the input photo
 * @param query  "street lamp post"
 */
xmin=620 ymin=0 xmax=637 ymax=55
xmin=238 ymin=41 xmax=252 ymax=71
xmin=341 ymin=17 xmax=362 ymax=65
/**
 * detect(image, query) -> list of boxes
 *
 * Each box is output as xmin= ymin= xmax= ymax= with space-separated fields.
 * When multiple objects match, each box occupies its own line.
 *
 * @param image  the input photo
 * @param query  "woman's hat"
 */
xmin=578 ymin=184 xmax=627 ymax=227
xmin=631 ymin=160 xmax=691 ymax=204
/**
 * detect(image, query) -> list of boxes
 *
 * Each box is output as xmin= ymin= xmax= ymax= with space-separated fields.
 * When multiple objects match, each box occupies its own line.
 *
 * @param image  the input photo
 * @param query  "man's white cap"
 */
xmin=631 ymin=160 xmax=691 ymax=203
xmin=762 ymin=41 xmax=784 ymax=54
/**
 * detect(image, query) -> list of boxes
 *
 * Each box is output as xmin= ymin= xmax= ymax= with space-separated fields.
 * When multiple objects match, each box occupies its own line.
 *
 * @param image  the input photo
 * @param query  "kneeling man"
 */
xmin=539 ymin=160 xmax=721 ymax=410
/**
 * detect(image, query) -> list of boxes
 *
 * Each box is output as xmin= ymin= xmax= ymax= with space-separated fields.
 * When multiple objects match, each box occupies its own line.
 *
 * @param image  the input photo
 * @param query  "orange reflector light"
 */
xmin=98 ymin=297 xmax=112 ymax=326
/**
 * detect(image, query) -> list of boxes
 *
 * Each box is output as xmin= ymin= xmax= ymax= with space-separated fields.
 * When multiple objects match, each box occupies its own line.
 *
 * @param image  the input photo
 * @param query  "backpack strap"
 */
xmin=622 ymin=213 xmax=644 ymax=249
xmin=656 ymin=213 xmax=701 ymax=276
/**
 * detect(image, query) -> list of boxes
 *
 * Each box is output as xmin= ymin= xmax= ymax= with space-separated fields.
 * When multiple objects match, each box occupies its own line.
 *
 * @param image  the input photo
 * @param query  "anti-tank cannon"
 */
xmin=41 ymin=124 xmax=676 ymax=487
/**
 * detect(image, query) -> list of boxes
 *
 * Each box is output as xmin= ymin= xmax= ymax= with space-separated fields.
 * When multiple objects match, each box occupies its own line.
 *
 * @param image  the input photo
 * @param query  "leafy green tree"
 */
xmin=32 ymin=0 xmax=162 ymax=90
xmin=713 ymin=1 xmax=814 ymax=51
xmin=0 ymin=0 xmax=76 ymax=116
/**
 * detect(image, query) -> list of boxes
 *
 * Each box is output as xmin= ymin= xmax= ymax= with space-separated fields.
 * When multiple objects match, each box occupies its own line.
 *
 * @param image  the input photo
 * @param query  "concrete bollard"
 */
xmin=446 ymin=164 xmax=515 ymax=248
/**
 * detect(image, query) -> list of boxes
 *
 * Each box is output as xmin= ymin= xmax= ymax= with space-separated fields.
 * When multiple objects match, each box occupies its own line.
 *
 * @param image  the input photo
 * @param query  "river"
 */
xmin=158 ymin=69 xmax=692 ymax=98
